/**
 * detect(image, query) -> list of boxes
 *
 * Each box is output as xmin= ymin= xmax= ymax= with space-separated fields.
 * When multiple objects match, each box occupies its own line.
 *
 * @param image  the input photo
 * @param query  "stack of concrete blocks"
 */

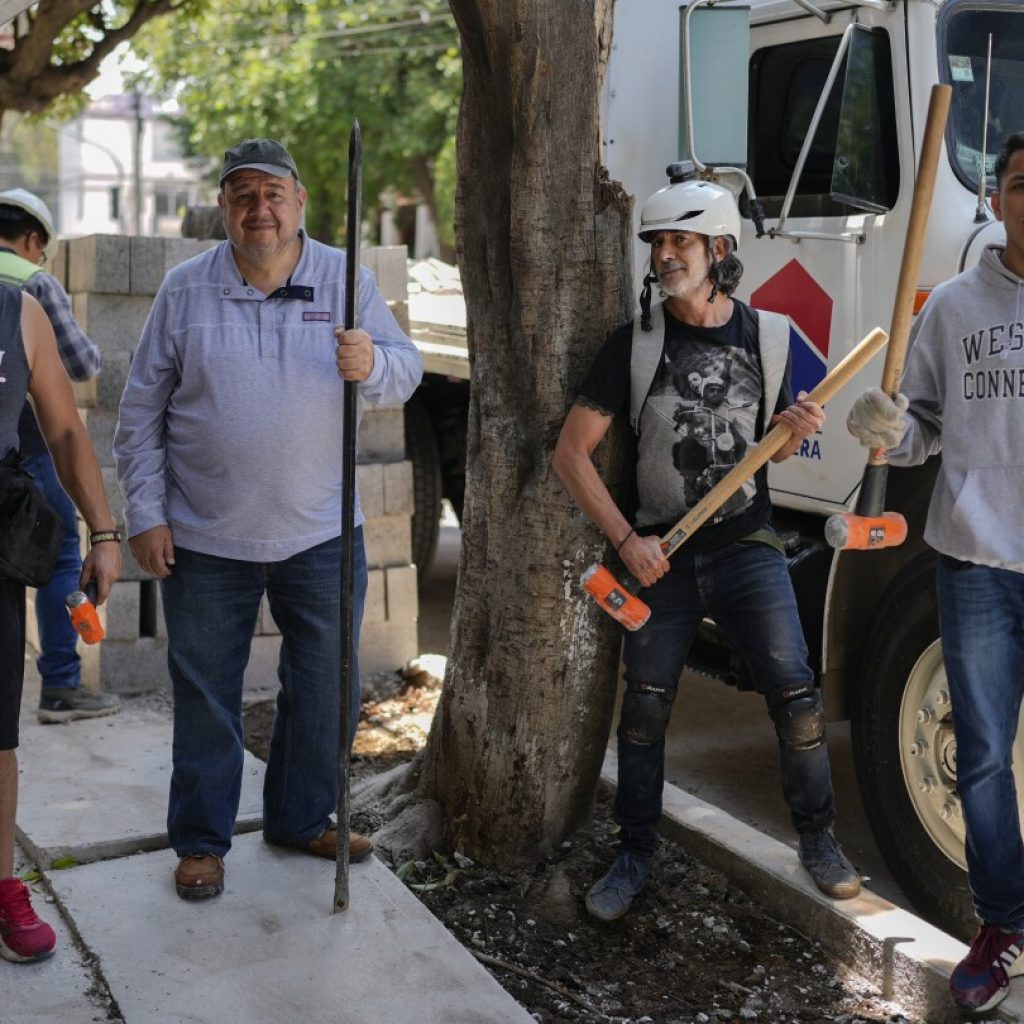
xmin=43 ymin=237 xmax=418 ymax=695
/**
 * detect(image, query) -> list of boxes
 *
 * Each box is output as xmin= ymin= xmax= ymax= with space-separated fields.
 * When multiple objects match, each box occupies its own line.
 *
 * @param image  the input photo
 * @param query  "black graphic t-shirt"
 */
xmin=578 ymin=301 xmax=792 ymax=552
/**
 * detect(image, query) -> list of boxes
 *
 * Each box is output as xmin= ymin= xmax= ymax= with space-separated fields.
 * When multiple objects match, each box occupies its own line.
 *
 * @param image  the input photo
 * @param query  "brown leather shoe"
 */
xmin=306 ymin=827 xmax=373 ymax=863
xmin=174 ymin=854 xmax=225 ymax=900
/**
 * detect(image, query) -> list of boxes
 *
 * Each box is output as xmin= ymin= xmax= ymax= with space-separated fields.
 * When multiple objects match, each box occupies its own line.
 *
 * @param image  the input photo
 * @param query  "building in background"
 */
xmin=56 ymin=93 xmax=213 ymax=238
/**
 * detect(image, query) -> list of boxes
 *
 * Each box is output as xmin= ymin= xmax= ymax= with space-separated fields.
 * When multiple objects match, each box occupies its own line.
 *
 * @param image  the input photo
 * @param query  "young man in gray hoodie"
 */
xmin=848 ymin=132 xmax=1024 ymax=1015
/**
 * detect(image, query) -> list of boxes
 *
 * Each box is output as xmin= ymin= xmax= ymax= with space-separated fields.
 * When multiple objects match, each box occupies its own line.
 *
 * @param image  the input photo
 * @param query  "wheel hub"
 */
xmin=900 ymin=640 xmax=1024 ymax=870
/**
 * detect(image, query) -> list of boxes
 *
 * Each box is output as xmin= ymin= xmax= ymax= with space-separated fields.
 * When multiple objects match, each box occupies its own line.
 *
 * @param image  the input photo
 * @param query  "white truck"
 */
xmin=408 ymin=0 xmax=1020 ymax=936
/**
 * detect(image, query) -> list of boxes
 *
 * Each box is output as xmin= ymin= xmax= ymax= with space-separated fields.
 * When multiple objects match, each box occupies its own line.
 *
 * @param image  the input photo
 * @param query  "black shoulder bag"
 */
xmin=0 ymin=450 xmax=64 ymax=587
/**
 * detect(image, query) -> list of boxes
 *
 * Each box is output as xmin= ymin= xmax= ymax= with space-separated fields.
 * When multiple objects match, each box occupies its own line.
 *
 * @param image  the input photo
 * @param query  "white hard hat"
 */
xmin=638 ymin=179 xmax=741 ymax=248
xmin=0 ymin=188 xmax=57 ymax=262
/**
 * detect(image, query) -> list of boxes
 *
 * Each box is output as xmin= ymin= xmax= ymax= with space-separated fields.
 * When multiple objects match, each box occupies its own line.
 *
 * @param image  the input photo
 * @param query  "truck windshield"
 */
xmin=941 ymin=4 xmax=1024 ymax=190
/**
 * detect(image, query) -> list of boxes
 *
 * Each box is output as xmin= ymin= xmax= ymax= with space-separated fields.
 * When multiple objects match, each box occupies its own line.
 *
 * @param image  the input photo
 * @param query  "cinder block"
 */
xmin=374 ymin=246 xmax=408 ymax=302
xmin=360 ymin=248 xmax=379 ymax=277
xmin=99 ymin=580 xmax=142 ymax=641
xmin=100 ymin=467 xmax=125 ymax=527
xmin=385 ymin=565 xmax=418 ymax=623
xmin=383 ymin=460 xmax=413 ymax=516
xmin=362 ymin=515 xmax=411 ymax=567
xmin=82 ymin=408 xmax=118 ymax=467
xmin=358 ymin=406 xmax=405 ymax=462
xmin=364 ymin=568 xmax=386 ymax=625
xmin=356 ymin=463 xmax=384 ymax=518
xmin=129 ymin=237 xmax=167 ymax=296
xmin=358 ymin=619 xmax=418 ymax=675
xmin=72 ymin=378 xmax=96 ymax=409
xmin=72 ymin=293 xmax=151 ymax=353
xmin=67 ymin=235 xmax=131 ymax=295
xmin=94 ymin=637 xmax=169 ymax=694
xmin=50 ymin=240 xmax=68 ymax=289
xmin=96 ymin=350 xmax=134 ymax=410
xmin=164 ymin=238 xmax=219 ymax=275
xmin=388 ymin=300 xmax=410 ymax=334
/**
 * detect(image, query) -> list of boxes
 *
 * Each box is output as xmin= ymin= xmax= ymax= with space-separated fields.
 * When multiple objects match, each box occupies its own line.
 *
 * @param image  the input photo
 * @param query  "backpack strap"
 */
xmin=756 ymin=309 xmax=791 ymax=434
xmin=629 ymin=301 xmax=665 ymax=434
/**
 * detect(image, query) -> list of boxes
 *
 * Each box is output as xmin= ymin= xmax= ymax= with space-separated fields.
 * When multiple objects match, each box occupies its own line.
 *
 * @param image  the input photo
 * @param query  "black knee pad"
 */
xmin=766 ymin=684 xmax=825 ymax=751
xmin=619 ymin=682 xmax=675 ymax=746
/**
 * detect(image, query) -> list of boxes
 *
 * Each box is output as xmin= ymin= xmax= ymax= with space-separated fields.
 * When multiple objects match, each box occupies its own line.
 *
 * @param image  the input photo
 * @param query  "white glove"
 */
xmin=847 ymin=387 xmax=909 ymax=450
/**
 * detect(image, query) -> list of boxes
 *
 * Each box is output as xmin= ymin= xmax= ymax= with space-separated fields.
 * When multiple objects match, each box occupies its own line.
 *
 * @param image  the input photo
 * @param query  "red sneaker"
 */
xmin=0 ymin=878 xmax=57 ymax=963
xmin=950 ymin=923 xmax=1024 ymax=1012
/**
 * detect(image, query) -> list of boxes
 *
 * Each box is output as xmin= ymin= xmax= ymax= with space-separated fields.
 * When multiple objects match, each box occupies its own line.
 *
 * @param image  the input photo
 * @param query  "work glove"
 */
xmin=846 ymin=387 xmax=909 ymax=450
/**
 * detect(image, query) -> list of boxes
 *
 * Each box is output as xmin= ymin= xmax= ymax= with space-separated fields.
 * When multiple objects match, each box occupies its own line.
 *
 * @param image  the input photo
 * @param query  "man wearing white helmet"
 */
xmin=554 ymin=175 xmax=859 ymax=920
xmin=0 ymin=189 xmax=120 ymax=724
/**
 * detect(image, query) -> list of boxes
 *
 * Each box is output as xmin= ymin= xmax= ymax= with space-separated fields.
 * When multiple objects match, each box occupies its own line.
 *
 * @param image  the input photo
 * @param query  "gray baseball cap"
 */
xmin=219 ymin=138 xmax=299 ymax=186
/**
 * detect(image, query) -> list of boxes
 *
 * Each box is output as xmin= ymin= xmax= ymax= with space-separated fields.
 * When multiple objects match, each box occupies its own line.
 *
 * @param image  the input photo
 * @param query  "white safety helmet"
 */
xmin=638 ymin=179 xmax=741 ymax=248
xmin=0 ymin=188 xmax=57 ymax=263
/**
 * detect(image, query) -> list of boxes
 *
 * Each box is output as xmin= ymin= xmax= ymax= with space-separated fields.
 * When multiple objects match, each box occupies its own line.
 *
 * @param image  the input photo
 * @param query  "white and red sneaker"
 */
xmin=950 ymin=923 xmax=1024 ymax=1013
xmin=0 ymin=877 xmax=57 ymax=963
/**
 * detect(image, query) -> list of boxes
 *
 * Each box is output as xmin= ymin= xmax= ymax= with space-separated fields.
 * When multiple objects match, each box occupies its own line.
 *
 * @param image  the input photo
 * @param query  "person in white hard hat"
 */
xmin=0 ymin=189 xmax=121 ymax=723
xmin=554 ymin=172 xmax=859 ymax=921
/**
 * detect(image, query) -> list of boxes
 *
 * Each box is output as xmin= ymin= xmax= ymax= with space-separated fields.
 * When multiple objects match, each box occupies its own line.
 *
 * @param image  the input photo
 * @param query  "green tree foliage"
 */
xmin=132 ymin=0 xmax=461 ymax=246
xmin=0 ymin=0 xmax=198 ymax=132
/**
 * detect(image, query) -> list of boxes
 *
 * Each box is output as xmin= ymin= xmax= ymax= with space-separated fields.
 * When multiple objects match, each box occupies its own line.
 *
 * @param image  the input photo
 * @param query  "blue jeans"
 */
xmin=937 ymin=554 xmax=1024 ymax=929
xmin=616 ymin=536 xmax=836 ymax=856
xmin=25 ymin=452 xmax=83 ymax=691
xmin=160 ymin=531 xmax=367 ymax=857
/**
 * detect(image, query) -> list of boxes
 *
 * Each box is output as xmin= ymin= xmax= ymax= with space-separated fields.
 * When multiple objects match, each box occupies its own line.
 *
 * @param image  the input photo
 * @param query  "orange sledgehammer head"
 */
xmin=581 ymin=563 xmax=651 ymax=631
xmin=824 ymin=510 xmax=908 ymax=551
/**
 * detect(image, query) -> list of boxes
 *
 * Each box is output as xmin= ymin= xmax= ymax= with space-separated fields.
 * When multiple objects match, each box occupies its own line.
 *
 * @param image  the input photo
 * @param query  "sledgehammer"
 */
xmin=583 ymin=325 xmax=890 ymax=630
xmin=824 ymin=84 xmax=952 ymax=552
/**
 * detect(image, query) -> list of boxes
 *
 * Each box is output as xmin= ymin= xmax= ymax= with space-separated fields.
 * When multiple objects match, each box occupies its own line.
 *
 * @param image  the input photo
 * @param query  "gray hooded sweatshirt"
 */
xmin=890 ymin=244 xmax=1024 ymax=571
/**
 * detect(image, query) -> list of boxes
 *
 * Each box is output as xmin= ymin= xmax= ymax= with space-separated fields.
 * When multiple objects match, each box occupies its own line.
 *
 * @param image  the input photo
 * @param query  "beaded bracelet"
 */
xmin=615 ymin=527 xmax=636 ymax=555
xmin=89 ymin=529 xmax=122 ymax=545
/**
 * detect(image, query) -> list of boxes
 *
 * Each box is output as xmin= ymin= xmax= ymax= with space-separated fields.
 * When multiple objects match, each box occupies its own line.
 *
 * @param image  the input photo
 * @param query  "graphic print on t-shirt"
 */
xmin=635 ymin=337 xmax=762 ymax=528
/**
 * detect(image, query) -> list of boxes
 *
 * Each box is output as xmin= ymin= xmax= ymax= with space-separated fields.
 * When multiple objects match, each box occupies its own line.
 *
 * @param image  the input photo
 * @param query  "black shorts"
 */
xmin=0 ymin=576 xmax=25 ymax=750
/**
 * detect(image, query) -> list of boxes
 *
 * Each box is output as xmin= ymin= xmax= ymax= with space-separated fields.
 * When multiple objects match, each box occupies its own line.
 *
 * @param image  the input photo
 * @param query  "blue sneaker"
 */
xmin=798 ymin=828 xmax=861 ymax=900
xmin=950 ymin=924 xmax=1024 ymax=1013
xmin=584 ymin=851 xmax=651 ymax=922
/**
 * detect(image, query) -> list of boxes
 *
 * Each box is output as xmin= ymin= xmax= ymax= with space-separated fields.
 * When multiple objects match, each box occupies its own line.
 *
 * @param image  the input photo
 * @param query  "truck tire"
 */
xmin=405 ymin=396 xmax=443 ymax=580
xmin=851 ymin=553 xmax=975 ymax=939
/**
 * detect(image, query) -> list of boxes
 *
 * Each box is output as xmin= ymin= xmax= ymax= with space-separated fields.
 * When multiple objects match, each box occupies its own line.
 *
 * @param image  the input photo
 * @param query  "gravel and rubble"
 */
xmin=242 ymin=657 xmax=938 ymax=1024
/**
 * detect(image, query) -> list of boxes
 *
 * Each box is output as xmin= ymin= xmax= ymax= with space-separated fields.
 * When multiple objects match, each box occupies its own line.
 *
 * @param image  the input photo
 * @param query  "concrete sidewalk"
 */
xmin=9 ymin=673 xmax=1024 ymax=1024
xmin=7 ymin=676 xmax=534 ymax=1024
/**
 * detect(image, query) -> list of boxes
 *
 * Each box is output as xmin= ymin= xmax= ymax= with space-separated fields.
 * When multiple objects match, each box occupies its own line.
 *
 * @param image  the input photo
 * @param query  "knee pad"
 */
xmin=619 ymin=682 xmax=675 ymax=746
xmin=766 ymin=684 xmax=825 ymax=751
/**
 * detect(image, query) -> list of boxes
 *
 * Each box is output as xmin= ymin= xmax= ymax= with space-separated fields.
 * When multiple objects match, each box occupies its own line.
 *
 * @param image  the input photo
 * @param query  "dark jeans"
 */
xmin=616 ymin=537 xmax=835 ymax=856
xmin=24 ymin=452 xmax=82 ymax=691
xmin=938 ymin=554 xmax=1024 ymax=929
xmin=160 ymin=531 xmax=367 ymax=857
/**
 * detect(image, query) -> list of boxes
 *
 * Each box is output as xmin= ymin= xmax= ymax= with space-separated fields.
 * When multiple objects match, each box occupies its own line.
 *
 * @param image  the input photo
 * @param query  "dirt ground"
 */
xmin=242 ymin=665 xmax=930 ymax=1024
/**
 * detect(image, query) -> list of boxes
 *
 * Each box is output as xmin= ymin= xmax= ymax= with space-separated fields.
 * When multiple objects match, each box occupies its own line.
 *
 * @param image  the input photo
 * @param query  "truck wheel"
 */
xmin=851 ymin=554 xmax=975 ymax=938
xmin=405 ymin=396 xmax=443 ymax=580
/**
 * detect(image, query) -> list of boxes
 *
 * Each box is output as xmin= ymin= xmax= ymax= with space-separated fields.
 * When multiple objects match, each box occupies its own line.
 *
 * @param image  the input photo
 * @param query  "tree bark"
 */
xmin=411 ymin=0 xmax=634 ymax=868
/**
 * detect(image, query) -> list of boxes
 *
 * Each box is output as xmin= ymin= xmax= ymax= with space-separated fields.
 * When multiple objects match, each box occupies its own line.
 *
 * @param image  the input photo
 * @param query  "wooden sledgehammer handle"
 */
xmin=583 ymin=327 xmax=888 ymax=630
xmin=867 ymin=83 xmax=951 ymax=472
xmin=659 ymin=326 xmax=889 ymax=559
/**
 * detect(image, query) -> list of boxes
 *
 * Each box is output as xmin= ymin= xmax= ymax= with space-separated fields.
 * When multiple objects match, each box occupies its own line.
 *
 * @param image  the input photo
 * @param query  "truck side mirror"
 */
xmin=679 ymin=4 xmax=751 ymax=168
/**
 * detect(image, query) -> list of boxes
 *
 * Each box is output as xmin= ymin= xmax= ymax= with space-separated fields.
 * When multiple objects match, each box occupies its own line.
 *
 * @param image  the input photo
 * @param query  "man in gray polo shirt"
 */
xmin=114 ymin=138 xmax=423 ymax=900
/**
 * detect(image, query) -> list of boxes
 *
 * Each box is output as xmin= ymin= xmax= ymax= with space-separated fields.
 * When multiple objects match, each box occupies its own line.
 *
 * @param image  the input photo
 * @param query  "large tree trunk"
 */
xmin=405 ymin=0 xmax=634 ymax=869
